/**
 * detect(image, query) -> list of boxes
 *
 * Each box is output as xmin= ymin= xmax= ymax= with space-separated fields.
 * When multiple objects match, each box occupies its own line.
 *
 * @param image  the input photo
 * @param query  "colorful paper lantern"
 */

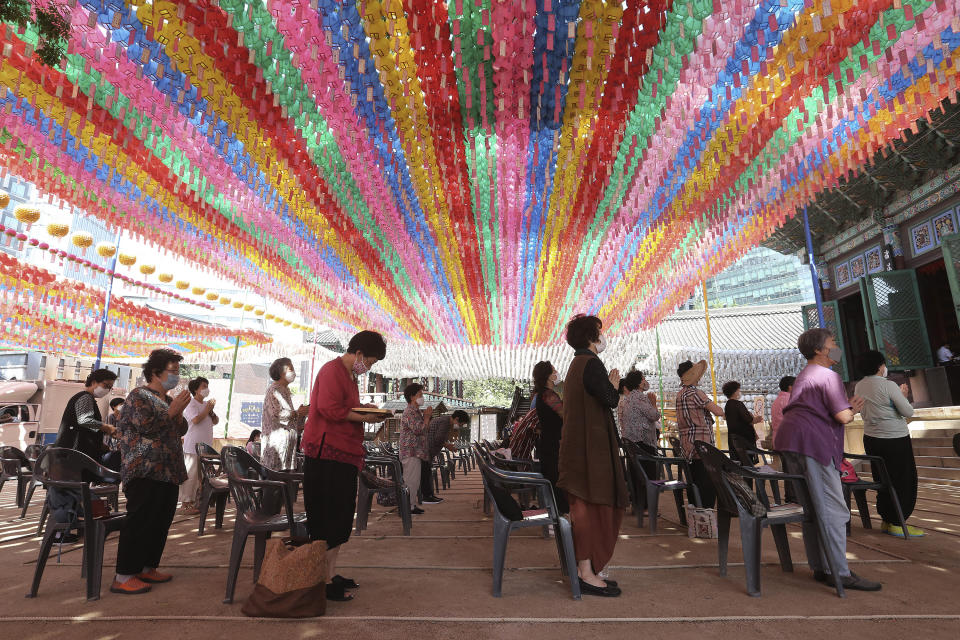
xmin=95 ymin=242 xmax=117 ymax=258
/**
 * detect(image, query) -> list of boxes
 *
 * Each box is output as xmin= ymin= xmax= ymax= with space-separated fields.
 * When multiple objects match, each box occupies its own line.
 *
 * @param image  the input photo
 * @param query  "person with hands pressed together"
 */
xmin=774 ymin=329 xmax=881 ymax=592
xmin=54 ymin=368 xmax=119 ymax=463
xmin=854 ymin=350 xmax=924 ymax=538
xmin=261 ymin=357 xmax=308 ymax=472
xmin=675 ymin=360 xmax=726 ymax=508
xmin=301 ymin=331 xmax=387 ymax=603
xmin=558 ymin=315 xmax=630 ymax=598
xmin=722 ymin=380 xmax=765 ymax=466
xmin=179 ymin=377 xmax=219 ymax=515
xmin=399 ymin=383 xmax=432 ymax=513
xmin=111 ymin=349 xmax=190 ymax=595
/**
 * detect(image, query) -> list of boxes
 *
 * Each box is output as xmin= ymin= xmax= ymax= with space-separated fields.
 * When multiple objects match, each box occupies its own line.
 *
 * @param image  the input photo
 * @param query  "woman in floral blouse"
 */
xmin=111 ymin=348 xmax=191 ymax=595
xmin=261 ymin=357 xmax=308 ymax=471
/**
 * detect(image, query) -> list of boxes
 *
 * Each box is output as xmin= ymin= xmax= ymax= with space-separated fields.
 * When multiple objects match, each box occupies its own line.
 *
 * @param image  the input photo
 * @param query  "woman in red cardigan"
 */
xmin=301 ymin=330 xmax=387 ymax=603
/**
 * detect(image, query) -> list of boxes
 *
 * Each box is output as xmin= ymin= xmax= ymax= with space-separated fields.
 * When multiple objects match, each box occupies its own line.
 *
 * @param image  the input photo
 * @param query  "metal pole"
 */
xmin=802 ymin=204 xmax=826 ymax=326
xmin=655 ymin=326 xmax=664 ymax=416
xmin=223 ymin=292 xmax=248 ymax=438
xmin=93 ymin=230 xmax=122 ymax=369
xmin=702 ymin=280 xmax=720 ymax=444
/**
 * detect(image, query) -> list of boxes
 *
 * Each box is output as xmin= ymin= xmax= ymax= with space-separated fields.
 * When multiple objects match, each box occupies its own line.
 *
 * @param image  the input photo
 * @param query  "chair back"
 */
xmin=32 ymin=447 xmax=120 ymax=489
xmin=220 ymin=446 xmax=284 ymax=518
xmin=693 ymin=440 xmax=745 ymax=516
xmin=1 ymin=446 xmax=31 ymax=472
xmin=196 ymin=442 xmax=219 ymax=457
xmin=477 ymin=456 xmax=559 ymax=522
xmin=24 ymin=444 xmax=45 ymax=460
xmin=668 ymin=436 xmax=683 ymax=458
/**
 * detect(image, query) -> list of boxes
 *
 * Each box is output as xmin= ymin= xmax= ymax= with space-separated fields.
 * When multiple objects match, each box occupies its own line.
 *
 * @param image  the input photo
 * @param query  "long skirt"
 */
xmin=567 ymin=494 xmax=624 ymax=572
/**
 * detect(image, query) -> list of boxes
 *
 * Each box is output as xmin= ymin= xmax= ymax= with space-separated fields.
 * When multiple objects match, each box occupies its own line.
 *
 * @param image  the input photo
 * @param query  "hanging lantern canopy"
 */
xmin=96 ymin=242 xmax=117 ymax=259
xmin=139 ymin=264 xmax=156 ymax=275
xmin=158 ymin=273 xmax=174 ymax=283
xmin=118 ymin=253 xmax=137 ymax=267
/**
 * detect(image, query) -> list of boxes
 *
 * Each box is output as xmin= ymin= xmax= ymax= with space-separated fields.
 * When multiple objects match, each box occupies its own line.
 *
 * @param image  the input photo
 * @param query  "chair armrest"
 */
xmin=842 ymin=452 xmax=881 ymax=462
xmin=230 ymin=477 xmax=296 ymax=522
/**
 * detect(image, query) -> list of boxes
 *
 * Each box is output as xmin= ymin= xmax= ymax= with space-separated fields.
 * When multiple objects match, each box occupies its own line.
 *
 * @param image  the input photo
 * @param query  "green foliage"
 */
xmin=462 ymin=378 xmax=520 ymax=409
xmin=0 ymin=0 xmax=70 ymax=68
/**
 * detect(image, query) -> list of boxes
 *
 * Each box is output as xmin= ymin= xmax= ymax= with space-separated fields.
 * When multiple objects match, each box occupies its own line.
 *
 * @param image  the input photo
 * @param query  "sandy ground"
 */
xmin=1 ymin=465 xmax=959 ymax=639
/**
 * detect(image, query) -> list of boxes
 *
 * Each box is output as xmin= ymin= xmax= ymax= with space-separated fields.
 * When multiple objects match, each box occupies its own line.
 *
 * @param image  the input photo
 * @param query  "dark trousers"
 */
xmin=115 ymin=478 xmax=178 ymax=575
xmin=863 ymin=434 xmax=918 ymax=525
xmin=420 ymin=457 xmax=437 ymax=499
xmin=537 ymin=438 xmax=568 ymax=514
xmin=303 ymin=456 xmax=358 ymax=550
xmin=688 ymin=459 xmax=716 ymax=508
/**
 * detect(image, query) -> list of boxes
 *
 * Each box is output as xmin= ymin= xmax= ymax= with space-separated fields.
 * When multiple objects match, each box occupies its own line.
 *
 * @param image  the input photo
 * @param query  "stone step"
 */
xmin=915 ymin=455 xmax=960 ymax=469
xmin=911 ymin=436 xmax=958 ymax=448
xmin=913 ymin=446 xmax=957 ymax=457
xmin=916 ymin=465 xmax=960 ymax=481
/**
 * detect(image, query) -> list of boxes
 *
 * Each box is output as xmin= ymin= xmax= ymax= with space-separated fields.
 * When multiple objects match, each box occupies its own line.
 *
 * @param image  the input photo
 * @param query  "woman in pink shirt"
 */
xmin=769 ymin=375 xmax=795 ymax=444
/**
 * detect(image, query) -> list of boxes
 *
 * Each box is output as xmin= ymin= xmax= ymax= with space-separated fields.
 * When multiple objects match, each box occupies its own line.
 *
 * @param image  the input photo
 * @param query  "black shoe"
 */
xmin=422 ymin=496 xmax=444 ymax=504
xmin=54 ymin=532 xmax=80 ymax=544
xmin=325 ymin=582 xmax=354 ymax=602
xmin=411 ymin=506 xmax=425 ymax=514
xmin=603 ymin=579 xmax=618 ymax=588
xmin=578 ymin=578 xmax=621 ymax=597
xmin=826 ymin=572 xmax=882 ymax=591
xmin=331 ymin=574 xmax=359 ymax=589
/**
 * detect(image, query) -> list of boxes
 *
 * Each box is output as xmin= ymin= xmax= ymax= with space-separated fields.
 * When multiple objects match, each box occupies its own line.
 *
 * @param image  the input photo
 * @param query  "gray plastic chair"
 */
xmin=0 ymin=446 xmax=33 ymax=507
xmin=25 ymin=448 xmax=125 ymax=601
xmin=220 ymin=446 xmax=307 ymax=604
xmin=196 ymin=443 xmax=229 ymax=536
xmin=841 ymin=451 xmax=910 ymax=540
xmin=624 ymin=440 xmax=700 ymax=533
xmin=477 ymin=457 xmax=580 ymax=600
xmin=695 ymin=440 xmax=844 ymax=598
xmin=355 ymin=454 xmax=411 ymax=536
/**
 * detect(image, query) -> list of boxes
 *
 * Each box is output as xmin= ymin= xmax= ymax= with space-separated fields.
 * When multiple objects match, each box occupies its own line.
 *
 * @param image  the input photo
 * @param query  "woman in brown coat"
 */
xmin=558 ymin=315 xmax=629 ymax=597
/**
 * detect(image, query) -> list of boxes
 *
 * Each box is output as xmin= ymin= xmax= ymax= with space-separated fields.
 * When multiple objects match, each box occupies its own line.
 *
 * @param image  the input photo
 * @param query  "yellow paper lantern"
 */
xmin=0 ymin=192 xmax=10 ymax=209
xmin=158 ymin=273 xmax=174 ymax=283
xmin=175 ymin=280 xmax=189 ymax=290
xmin=254 ymin=308 xmax=265 ymax=316
xmin=265 ymin=313 xmax=275 ymax=320
xmin=283 ymin=320 xmax=292 ymax=326
xmin=232 ymin=301 xmax=243 ymax=308
xmin=192 ymin=286 xmax=206 ymax=295
xmin=95 ymin=242 xmax=117 ymax=258
xmin=219 ymin=296 xmax=231 ymax=304
xmin=118 ymin=253 xmax=137 ymax=267
xmin=46 ymin=222 xmax=69 ymax=238
xmin=14 ymin=207 xmax=40 ymax=226
xmin=139 ymin=264 xmax=156 ymax=275
xmin=206 ymin=292 xmax=219 ymax=301
xmin=71 ymin=231 xmax=93 ymax=250
xmin=243 ymin=304 xmax=254 ymax=312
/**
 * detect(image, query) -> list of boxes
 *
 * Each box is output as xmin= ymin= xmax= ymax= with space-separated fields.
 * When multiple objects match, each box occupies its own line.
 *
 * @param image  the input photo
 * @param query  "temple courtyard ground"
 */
xmin=1 ymin=465 xmax=959 ymax=639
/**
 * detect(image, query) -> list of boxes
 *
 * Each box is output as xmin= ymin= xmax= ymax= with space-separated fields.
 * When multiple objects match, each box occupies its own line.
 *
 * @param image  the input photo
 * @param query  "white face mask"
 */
xmin=93 ymin=386 xmax=110 ymax=399
xmin=879 ymin=365 xmax=888 ymax=378
xmin=198 ymin=387 xmax=210 ymax=399
xmin=415 ymin=396 xmax=425 ymax=407
xmin=285 ymin=370 xmax=296 ymax=383
xmin=595 ymin=336 xmax=607 ymax=354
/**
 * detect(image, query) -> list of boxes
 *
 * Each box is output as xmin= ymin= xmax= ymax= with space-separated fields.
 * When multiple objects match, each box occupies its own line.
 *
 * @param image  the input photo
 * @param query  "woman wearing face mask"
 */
xmin=301 ymin=331 xmax=388 ymax=603
xmin=774 ymin=329 xmax=881 ymax=592
xmin=111 ymin=348 xmax=191 ymax=595
xmin=54 ymin=368 xmax=119 ymax=462
xmin=533 ymin=361 xmax=567 ymax=514
xmin=261 ymin=357 xmax=308 ymax=472
xmin=617 ymin=370 xmax=661 ymax=485
xmin=557 ymin=315 xmax=629 ymax=597
xmin=853 ymin=350 xmax=923 ymax=538
xmin=178 ymin=376 xmax=219 ymax=514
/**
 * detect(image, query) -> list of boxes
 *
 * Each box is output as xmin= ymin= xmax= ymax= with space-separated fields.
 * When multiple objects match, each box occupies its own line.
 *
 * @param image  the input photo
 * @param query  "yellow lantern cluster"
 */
xmin=46 ymin=222 xmax=69 ymax=238
xmin=139 ymin=264 xmax=156 ymax=275
xmin=118 ymin=253 xmax=137 ymax=267
xmin=14 ymin=207 xmax=40 ymax=227
xmin=96 ymin=242 xmax=117 ymax=259
xmin=175 ymin=280 xmax=190 ymax=290
xmin=157 ymin=273 xmax=174 ymax=283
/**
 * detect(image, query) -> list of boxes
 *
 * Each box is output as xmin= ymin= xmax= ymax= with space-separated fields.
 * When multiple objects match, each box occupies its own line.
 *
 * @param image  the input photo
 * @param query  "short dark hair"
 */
xmin=269 ymin=357 xmax=293 ymax=381
xmin=188 ymin=376 xmax=209 ymax=395
xmin=677 ymin=360 xmax=694 ymax=378
xmin=109 ymin=397 xmax=125 ymax=410
xmin=143 ymin=349 xmax=183 ymax=383
xmin=798 ymin=328 xmax=833 ymax=360
xmin=246 ymin=429 xmax=261 ymax=444
xmin=85 ymin=368 xmax=117 ymax=386
xmin=778 ymin=376 xmax=796 ymax=392
xmin=404 ymin=383 xmax=424 ymax=403
xmin=565 ymin=314 xmax=602 ymax=350
xmin=532 ymin=360 xmax=554 ymax=396
xmin=722 ymin=380 xmax=741 ymax=398
xmin=622 ymin=370 xmax=645 ymax=391
xmin=347 ymin=330 xmax=387 ymax=360
xmin=451 ymin=410 xmax=469 ymax=424
xmin=856 ymin=350 xmax=887 ymax=378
